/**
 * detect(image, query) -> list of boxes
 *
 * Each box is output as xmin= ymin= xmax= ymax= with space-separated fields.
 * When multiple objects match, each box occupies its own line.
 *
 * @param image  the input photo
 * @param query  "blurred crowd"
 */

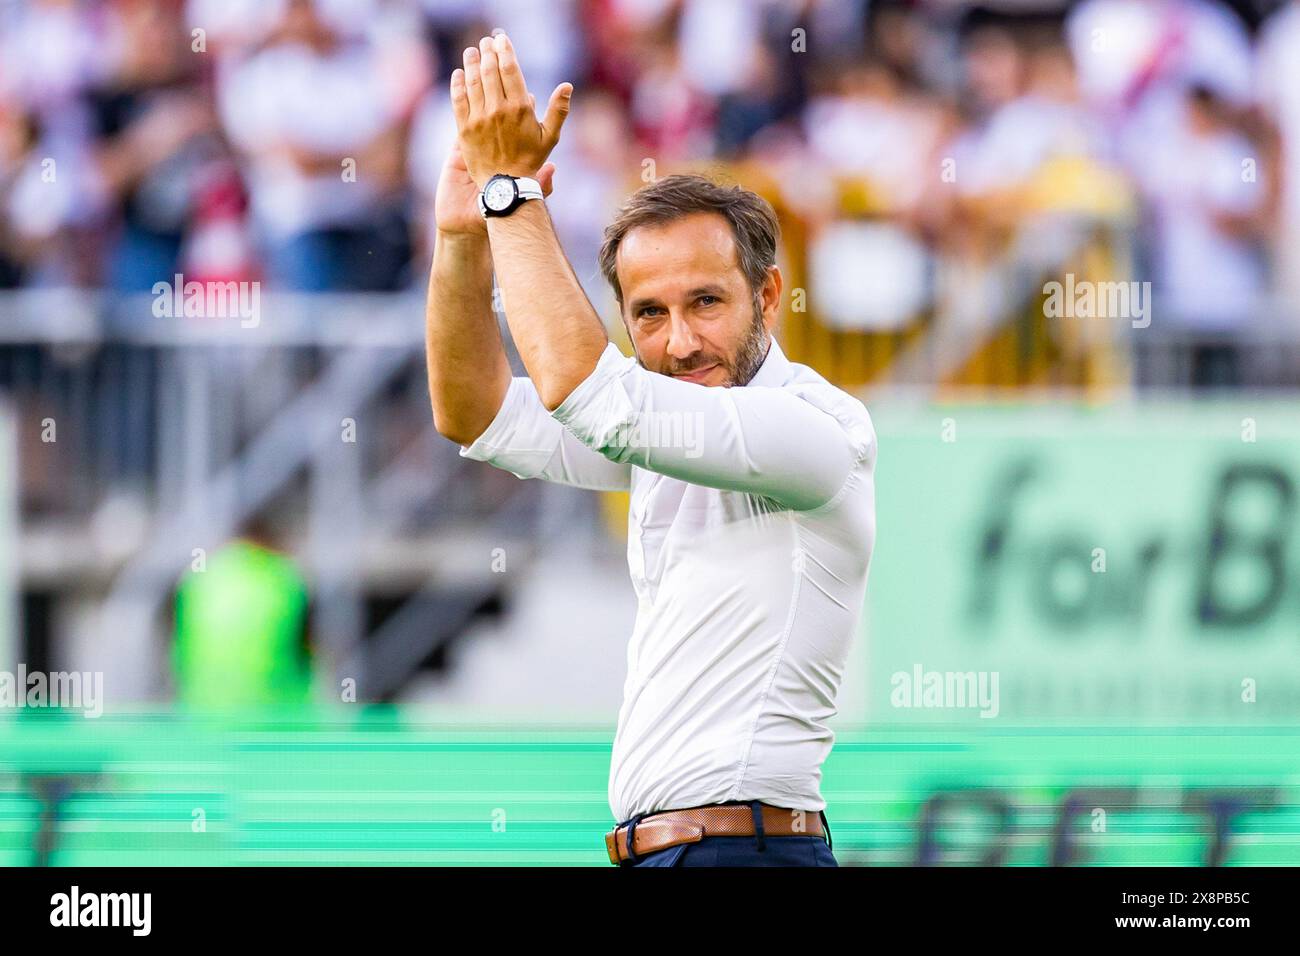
xmin=1 ymin=0 xmax=1298 ymax=381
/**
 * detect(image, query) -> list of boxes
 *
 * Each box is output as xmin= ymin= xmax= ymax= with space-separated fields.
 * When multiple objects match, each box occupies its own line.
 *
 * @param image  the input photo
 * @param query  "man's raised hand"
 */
xmin=435 ymin=138 xmax=556 ymax=238
xmin=450 ymin=32 xmax=573 ymax=187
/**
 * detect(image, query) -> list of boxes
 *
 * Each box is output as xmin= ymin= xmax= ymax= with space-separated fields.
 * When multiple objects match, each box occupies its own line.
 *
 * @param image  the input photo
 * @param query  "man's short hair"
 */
xmin=598 ymin=173 xmax=781 ymax=306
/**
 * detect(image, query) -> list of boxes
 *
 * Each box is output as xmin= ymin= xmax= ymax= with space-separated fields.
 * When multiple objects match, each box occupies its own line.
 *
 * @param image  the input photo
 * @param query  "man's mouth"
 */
xmin=672 ymin=363 xmax=719 ymax=383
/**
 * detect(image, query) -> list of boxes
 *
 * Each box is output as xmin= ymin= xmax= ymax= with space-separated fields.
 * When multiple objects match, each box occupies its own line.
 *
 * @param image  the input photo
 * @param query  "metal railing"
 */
xmin=0 ymin=289 xmax=603 ymax=701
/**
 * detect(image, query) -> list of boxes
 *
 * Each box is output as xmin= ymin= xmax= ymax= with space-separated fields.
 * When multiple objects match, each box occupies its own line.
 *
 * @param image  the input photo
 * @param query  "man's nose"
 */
xmin=665 ymin=312 xmax=700 ymax=360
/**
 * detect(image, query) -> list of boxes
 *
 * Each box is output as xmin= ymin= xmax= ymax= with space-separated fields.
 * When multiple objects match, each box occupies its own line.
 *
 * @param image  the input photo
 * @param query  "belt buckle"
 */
xmin=607 ymin=812 xmax=709 ymax=865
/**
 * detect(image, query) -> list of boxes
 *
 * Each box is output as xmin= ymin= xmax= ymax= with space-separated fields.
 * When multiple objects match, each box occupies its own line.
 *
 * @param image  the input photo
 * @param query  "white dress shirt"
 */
xmin=459 ymin=335 xmax=877 ymax=823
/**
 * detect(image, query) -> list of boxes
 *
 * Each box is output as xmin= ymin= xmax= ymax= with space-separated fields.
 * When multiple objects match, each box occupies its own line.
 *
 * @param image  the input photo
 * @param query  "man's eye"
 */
xmin=697 ymin=296 xmax=718 ymax=306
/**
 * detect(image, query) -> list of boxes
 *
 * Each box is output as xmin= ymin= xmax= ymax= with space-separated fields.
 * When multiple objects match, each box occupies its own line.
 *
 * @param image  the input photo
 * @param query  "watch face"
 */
xmin=484 ymin=177 xmax=516 ymax=212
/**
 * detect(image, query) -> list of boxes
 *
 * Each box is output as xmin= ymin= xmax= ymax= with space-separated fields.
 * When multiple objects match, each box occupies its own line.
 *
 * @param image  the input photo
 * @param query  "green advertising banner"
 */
xmin=2 ymin=712 xmax=1296 ymax=865
xmin=864 ymin=401 xmax=1300 ymax=725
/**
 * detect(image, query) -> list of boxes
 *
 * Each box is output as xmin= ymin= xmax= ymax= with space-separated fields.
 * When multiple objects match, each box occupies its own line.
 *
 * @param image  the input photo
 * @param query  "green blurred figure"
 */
xmin=172 ymin=518 xmax=314 ymax=709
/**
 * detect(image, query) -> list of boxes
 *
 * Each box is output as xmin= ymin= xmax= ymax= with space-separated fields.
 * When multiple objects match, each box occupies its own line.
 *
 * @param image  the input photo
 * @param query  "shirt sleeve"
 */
xmin=459 ymin=375 xmax=632 ymax=491
xmin=550 ymin=342 xmax=875 ymax=511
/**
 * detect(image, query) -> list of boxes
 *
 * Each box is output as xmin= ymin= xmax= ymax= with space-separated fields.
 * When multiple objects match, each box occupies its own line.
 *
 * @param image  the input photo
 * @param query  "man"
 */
xmin=426 ymin=33 xmax=877 ymax=867
xmin=172 ymin=516 xmax=313 ymax=711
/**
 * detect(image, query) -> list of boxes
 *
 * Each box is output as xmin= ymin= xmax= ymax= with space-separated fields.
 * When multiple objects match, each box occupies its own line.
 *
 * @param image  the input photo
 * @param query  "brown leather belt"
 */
xmin=606 ymin=802 xmax=826 ymax=865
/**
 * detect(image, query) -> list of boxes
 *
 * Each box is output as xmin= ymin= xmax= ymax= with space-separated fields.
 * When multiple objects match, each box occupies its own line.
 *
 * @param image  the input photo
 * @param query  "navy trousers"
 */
xmin=618 ymin=801 xmax=838 ymax=867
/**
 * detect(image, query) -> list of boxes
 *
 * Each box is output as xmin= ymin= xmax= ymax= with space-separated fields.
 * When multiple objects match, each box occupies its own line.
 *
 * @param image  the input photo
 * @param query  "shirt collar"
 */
xmin=745 ymin=334 xmax=791 ymax=388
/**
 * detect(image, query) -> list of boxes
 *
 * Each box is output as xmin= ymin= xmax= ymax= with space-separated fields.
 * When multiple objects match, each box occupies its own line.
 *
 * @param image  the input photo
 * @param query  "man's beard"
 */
xmin=636 ymin=294 xmax=770 ymax=386
xmin=728 ymin=295 xmax=771 ymax=386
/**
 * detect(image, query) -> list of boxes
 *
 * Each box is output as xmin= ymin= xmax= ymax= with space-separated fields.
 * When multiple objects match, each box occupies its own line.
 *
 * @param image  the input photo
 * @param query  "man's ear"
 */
xmin=761 ymin=265 xmax=783 ymax=331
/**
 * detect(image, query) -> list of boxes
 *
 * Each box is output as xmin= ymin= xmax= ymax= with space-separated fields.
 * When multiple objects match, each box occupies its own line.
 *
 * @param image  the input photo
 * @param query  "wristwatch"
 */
xmin=478 ymin=173 xmax=544 ymax=218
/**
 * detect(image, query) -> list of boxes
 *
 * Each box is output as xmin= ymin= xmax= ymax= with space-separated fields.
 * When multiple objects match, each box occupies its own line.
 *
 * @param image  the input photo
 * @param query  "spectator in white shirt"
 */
xmin=1131 ymin=83 xmax=1267 ymax=388
xmin=427 ymin=33 xmax=876 ymax=866
xmin=1065 ymin=0 xmax=1254 ymax=172
xmin=216 ymin=0 xmax=414 ymax=290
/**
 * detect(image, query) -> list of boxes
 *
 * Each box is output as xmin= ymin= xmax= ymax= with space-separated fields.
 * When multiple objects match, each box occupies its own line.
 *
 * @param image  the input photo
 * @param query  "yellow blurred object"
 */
xmin=601 ymin=490 xmax=630 ymax=542
xmin=835 ymin=175 xmax=888 ymax=217
xmin=1023 ymin=154 xmax=1136 ymax=219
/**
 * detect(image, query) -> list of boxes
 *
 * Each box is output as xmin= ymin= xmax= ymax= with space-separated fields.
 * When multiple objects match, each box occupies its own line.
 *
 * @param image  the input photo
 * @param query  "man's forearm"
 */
xmin=485 ymin=200 xmax=608 ymax=411
xmin=426 ymin=230 xmax=512 ymax=445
